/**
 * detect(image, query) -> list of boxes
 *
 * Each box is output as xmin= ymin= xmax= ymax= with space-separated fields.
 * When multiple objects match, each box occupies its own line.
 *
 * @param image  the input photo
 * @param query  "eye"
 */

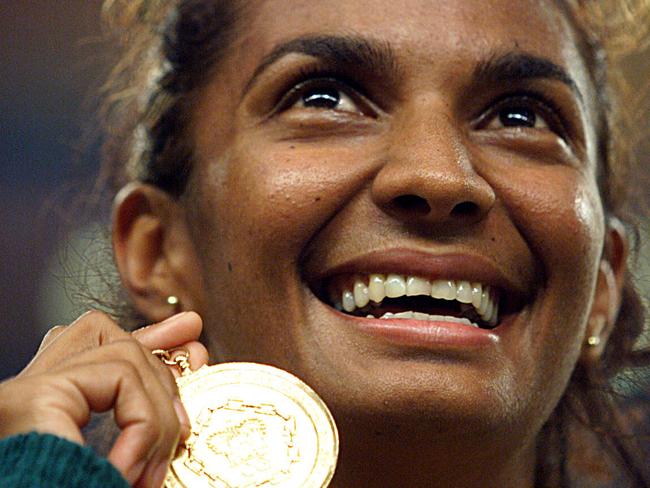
xmin=479 ymin=95 xmax=567 ymax=134
xmin=278 ymin=78 xmax=369 ymax=115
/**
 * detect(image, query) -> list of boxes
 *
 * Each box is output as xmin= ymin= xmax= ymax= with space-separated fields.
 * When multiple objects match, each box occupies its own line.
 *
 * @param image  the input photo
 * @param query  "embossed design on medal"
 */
xmin=180 ymin=399 xmax=300 ymax=486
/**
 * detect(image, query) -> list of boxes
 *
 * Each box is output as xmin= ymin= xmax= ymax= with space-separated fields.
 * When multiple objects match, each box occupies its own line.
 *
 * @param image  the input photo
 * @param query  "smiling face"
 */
xmin=181 ymin=0 xmax=605 ymax=453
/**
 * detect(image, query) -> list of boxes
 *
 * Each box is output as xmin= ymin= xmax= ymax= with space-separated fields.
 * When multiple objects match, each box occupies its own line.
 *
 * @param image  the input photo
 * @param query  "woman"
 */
xmin=1 ymin=0 xmax=648 ymax=486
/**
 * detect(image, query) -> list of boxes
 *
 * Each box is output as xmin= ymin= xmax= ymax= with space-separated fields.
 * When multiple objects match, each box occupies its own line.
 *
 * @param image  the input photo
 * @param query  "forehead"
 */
xmin=234 ymin=0 xmax=583 ymax=73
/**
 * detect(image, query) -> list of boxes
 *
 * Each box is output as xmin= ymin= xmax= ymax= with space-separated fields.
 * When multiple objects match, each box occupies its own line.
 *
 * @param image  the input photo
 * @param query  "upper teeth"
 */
xmin=338 ymin=274 xmax=499 ymax=326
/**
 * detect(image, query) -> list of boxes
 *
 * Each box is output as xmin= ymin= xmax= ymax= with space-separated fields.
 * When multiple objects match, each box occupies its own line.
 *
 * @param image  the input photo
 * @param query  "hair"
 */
xmin=93 ymin=0 xmax=650 ymax=485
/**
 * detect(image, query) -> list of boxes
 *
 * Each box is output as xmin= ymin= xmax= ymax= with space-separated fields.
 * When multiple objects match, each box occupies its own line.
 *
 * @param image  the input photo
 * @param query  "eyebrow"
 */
xmin=242 ymin=35 xmax=583 ymax=107
xmin=242 ymin=34 xmax=401 ymax=97
xmin=472 ymin=52 xmax=583 ymax=103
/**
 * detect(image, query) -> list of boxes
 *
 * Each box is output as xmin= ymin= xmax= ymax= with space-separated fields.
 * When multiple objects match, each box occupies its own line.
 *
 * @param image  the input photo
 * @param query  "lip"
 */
xmin=310 ymin=290 xmax=524 ymax=350
xmin=335 ymin=310 xmax=502 ymax=348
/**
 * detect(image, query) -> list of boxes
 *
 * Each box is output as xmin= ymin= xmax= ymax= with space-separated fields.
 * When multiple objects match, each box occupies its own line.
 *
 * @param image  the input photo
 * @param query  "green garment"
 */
xmin=0 ymin=432 xmax=130 ymax=488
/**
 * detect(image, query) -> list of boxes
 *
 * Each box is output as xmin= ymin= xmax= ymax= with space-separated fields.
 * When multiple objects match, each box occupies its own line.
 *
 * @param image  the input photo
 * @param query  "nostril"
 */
xmin=392 ymin=194 xmax=431 ymax=215
xmin=451 ymin=201 xmax=480 ymax=218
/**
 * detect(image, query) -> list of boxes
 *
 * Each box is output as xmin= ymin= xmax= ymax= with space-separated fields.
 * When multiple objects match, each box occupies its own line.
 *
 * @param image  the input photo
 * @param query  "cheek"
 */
xmin=205 ymin=139 xmax=379 ymax=261
xmin=498 ymin=166 xmax=605 ymax=288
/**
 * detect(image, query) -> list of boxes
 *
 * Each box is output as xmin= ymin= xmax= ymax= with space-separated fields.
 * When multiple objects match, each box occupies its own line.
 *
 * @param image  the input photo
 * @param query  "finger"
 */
xmin=123 ymin=358 xmax=181 ymax=488
xmin=51 ymin=360 xmax=160 ymax=486
xmin=51 ymin=338 xmax=188 ymax=442
xmin=23 ymin=311 xmax=130 ymax=376
xmin=32 ymin=311 xmax=194 ymax=421
xmin=170 ymin=341 xmax=209 ymax=375
xmin=132 ymin=311 xmax=203 ymax=350
xmin=138 ymin=345 xmax=193 ymax=442
xmin=58 ymin=338 xmax=183 ymax=416
xmin=37 ymin=325 xmax=67 ymax=352
xmin=133 ymin=312 xmax=207 ymax=383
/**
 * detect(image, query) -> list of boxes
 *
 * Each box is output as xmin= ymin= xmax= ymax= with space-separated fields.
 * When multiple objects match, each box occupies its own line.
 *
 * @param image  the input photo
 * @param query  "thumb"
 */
xmin=133 ymin=311 xmax=209 ymax=371
xmin=132 ymin=312 xmax=202 ymax=349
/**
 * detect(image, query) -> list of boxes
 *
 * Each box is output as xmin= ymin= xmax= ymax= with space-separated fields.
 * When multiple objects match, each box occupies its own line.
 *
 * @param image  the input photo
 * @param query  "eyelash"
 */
xmin=273 ymin=68 xmax=570 ymax=139
xmin=272 ymin=66 xmax=374 ymax=115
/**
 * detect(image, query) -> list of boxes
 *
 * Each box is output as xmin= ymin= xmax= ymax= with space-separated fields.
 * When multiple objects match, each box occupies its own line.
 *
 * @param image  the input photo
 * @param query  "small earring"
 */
xmin=587 ymin=336 xmax=601 ymax=347
xmin=166 ymin=295 xmax=181 ymax=313
xmin=586 ymin=315 xmax=606 ymax=348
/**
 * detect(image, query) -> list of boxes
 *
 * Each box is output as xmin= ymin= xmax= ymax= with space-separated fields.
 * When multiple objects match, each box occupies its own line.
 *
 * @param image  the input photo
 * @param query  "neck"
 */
xmin=329 ymin=415 xmax=537 ymax=488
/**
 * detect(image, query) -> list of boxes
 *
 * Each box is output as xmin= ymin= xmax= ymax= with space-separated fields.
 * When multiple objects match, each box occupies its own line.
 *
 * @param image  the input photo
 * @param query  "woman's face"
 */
xmin=184 ymin=0 xmax=604 ymax=445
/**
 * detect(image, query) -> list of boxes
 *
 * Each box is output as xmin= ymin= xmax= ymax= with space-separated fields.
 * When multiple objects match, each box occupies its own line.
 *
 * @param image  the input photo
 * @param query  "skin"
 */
xmin=1 ymin=1 xmax=628 ymax=488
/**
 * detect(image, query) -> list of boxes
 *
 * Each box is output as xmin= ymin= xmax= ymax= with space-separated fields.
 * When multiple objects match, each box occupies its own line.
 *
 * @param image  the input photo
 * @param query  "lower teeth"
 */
xmin=365 ymin=311 xmax=479 ymax=328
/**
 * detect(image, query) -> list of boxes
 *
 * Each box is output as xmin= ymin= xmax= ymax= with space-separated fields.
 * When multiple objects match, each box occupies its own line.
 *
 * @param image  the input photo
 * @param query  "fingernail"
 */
xmin=174 ymin=398 xmax=190 ymax=436
xmin=153 ymin=461 xmax=169 ymax=488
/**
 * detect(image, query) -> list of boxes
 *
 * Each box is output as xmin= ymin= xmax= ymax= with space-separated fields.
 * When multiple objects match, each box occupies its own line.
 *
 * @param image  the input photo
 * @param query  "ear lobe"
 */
xmin=579 ymin=218 xmax=628 ymax=365
xmin=112 ymin=183 xmax=203 ymax=322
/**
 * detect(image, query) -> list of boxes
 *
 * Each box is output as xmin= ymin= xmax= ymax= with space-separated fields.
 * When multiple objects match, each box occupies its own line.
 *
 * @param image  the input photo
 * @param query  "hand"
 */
xmin=0 ymin=310 xmax=208 ymax=488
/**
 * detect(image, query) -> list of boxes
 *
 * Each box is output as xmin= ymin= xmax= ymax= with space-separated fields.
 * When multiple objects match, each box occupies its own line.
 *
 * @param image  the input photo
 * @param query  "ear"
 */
xmin=112 ymin=183 xmax=204 ymax=322
xmin=580 ymin=217 xmax=628 ymax=365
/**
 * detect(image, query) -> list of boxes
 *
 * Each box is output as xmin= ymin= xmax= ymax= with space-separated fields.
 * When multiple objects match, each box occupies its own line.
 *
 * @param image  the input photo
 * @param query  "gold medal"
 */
xmin=153 ymin=351 xmax=338 ymax=488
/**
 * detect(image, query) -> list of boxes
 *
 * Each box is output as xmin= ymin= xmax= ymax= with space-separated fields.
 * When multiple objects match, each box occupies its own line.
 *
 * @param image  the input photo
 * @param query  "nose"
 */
xmin=371 ymin=108 xmax=495 ymax=226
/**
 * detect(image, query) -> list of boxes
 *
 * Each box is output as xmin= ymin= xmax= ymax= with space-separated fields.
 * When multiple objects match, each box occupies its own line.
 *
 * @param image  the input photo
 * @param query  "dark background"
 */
xmin=1 ymin=1 xmax=649 ymax=381
xmin=1 ymin=0 xmax=107 ymax=378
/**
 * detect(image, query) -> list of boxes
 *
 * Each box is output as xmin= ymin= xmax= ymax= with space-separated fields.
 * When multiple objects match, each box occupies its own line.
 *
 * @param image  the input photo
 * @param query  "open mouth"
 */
xmin=313 ymin=273 xmax=522 ymax=330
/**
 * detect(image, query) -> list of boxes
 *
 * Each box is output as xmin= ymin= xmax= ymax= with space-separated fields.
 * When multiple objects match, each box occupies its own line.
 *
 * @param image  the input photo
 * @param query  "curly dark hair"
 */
xmin=93 ymin=0 xmax=650 ymax=485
